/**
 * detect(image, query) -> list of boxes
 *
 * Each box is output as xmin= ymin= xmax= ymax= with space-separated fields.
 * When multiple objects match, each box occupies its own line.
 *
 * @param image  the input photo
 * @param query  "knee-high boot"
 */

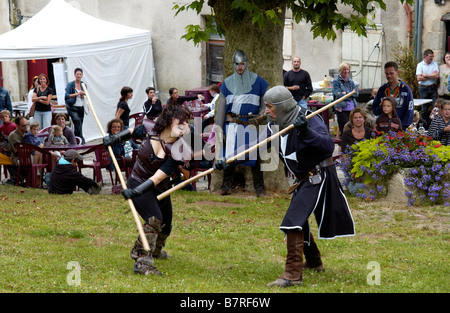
xmin=153 ymin=233 xmax=172 ymax=259
xmin=267 ymin=230 xmax=304 ymax=287
xmin=303 ymin=232 xmax=324 ymax=271
xmin=130 ymin=216 xmax=163 ymax=275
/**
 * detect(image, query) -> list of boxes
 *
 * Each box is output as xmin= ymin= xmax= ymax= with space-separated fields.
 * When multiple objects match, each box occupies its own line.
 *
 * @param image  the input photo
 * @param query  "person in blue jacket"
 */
xmin=65 ymin=68 xmax=87 ymax=144
xmin=372 ymin=61 xmax=414 ymax=130
xmin=0 ymin=86 xmax=13 ymax=126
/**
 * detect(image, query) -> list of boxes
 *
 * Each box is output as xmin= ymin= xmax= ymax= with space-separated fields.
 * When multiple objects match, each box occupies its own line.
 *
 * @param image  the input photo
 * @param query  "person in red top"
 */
xmin=0 ymin=109 xmax=17 ymax=137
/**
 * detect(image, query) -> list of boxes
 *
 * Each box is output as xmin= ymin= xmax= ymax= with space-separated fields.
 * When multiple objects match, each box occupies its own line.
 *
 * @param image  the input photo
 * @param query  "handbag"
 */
xmin=29 ymin=102 xmax=36 ymax=117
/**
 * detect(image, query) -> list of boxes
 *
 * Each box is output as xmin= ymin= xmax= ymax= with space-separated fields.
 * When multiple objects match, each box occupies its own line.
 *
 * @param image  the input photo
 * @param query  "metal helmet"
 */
xmin=232 ymin=50 xmax=248 ymax=64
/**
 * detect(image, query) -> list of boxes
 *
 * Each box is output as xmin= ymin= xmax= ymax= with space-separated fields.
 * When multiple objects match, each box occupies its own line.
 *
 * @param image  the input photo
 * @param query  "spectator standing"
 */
xmin=372 ymin=62 xmax=414 ymax=129
xmin=143 ymin=87 xmax=162 ymax=120
xmin=26 ymin=76 xmax=39 ymax=120
xmin=416 ymin=49 xmax=439 ymax=125
xmin=332 ymin=62 xmax=359 ymax=138
xmin=116 ymin=86 xmax=133 ymax=129
xmin=283 ymin=56 xmax=313 ymax=108
xmin=0 ymin=85 xmax=13 ymax=125
xmin=65 ymin=68 xmax=87 ymax=144
xmin=438 ymin=52 xmax=450 ymax=100
xmin=32 ymin=73 xmax=53 ymax=130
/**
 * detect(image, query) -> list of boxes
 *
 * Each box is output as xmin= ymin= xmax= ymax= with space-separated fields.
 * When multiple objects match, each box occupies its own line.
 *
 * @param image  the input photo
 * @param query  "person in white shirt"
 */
xmin=416 ymin=49 xmax=439 ymax=125
xmin=202 ymin=84 xmax=220 ymax=130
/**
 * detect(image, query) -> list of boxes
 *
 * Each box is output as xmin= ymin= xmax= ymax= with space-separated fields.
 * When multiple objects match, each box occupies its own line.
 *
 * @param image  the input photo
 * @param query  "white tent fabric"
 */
xmin=0 ymin=0 xmax=154 ymax=141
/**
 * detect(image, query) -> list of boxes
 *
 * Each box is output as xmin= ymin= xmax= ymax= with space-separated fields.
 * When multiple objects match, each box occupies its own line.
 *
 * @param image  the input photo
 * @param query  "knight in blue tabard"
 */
xmin=214 ymin=50 xmax=269 ymax=197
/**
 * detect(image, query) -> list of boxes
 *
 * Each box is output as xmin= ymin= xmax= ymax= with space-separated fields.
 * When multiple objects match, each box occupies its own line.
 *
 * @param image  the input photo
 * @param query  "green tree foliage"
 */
xmin=173 ymin=0 xmax=414 ymax=45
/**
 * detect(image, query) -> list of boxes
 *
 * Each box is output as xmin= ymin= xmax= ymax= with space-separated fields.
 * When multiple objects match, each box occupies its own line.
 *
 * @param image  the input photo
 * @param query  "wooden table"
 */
xmin=189 ymin=106 xmax=210 ymax=118
xmin=42 ymin=144 xmax=97 ymax=152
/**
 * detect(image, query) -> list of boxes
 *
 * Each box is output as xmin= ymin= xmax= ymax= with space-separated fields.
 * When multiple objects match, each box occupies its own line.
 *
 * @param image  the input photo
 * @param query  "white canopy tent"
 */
xmin=0 ymin=0 xmax=155 ymax=141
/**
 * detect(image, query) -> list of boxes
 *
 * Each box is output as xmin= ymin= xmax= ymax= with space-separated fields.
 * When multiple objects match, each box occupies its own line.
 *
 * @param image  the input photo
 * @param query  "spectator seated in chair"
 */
xmin=106 ymin=118 xmax=138 ymax=172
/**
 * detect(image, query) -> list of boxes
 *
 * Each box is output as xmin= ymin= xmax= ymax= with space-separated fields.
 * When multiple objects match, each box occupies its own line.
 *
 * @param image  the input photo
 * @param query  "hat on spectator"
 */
xmin=64 ymin=149 xmax=83 ymax=161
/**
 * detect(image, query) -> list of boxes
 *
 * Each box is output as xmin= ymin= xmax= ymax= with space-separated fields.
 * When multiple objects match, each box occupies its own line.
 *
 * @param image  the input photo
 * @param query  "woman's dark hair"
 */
xmin=168 ymin=87 xmax=178 ymax=105
xmin=120 ymin=86 xmax=133 ymax=102
xmin=153 ymin=103 xmax=191 ymax=134
xmin=169 ymin=87 xmax=177 ymax=96
xmin=74 ymin=68 xmax=83 ymax=75
xmin=145 ymin=86 xmax=155 ymax=94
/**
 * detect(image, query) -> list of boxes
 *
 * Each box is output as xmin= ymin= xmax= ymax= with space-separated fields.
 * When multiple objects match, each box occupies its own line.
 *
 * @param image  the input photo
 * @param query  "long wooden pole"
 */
xmin=157 ymin=90 xmax=356 ymax=201
xmin=82 ymin=83 xmax=150 ymax=252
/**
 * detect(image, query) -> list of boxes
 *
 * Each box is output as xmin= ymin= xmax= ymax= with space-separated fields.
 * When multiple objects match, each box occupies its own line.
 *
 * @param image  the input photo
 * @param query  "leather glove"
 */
xmin=103 ymin=130 xmax=132 ymax=148
xmin=213 ymin=159 xmax=230 ymax=171
xmin=121 ymin=179 xmax=154 ymax=200
xmin=293 ymin=112 xmax=309 ymax=135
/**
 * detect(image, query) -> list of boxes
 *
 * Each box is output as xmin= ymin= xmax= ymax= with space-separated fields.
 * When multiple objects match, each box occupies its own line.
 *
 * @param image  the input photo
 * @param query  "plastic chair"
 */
xmin=37 ymin=125 xmax=52 ymax=141
xmin=110 ymin=149 xmax=137 ymax=186
xmin=14 ymin=143 xmax=52 ymax=188
xmin=129 ymin=112 xmax=145 ymax=127
xmin=78 ymin=144 xmax=113 ymax=185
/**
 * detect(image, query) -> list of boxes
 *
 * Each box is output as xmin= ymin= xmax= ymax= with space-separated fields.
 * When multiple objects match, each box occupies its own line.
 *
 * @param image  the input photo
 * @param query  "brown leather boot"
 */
xmin=267 ymin=230 xmax=304 ymax=287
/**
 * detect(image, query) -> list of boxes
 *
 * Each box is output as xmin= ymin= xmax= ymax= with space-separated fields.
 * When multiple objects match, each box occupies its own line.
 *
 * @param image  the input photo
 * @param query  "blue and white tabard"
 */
xmin=220 ymin=76 xmax=268 ymax=166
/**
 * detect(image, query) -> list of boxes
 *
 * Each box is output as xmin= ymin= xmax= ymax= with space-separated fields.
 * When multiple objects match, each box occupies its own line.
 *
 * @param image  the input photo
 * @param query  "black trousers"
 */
xmin=418 ymin=85 xmax=437 ymax=126
xmin=127 ymin=177 xmax=173 ymax=235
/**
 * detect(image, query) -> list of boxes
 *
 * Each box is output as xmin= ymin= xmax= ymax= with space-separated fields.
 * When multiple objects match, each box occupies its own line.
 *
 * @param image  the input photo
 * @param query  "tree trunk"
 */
xmin=209 ymin=1 xmax=290 ymax=194
xmin=214 ymin=1 xmax=286 ymax=86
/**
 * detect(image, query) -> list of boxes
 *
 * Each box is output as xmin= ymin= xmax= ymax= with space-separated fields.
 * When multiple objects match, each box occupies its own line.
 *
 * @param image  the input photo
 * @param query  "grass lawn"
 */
xmin=0 ymin=184 xmax=448 ymax=294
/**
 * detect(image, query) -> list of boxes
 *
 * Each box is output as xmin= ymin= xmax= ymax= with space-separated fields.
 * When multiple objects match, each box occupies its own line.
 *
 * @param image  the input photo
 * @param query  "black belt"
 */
xmin=419 ymin=85 xmax=437 ymax=89
xmin=288 ymin=157 xmax=334 ymax=193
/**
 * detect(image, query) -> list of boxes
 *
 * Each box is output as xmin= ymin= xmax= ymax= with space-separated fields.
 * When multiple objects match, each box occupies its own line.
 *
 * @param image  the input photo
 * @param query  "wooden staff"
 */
xmin=82 ymin=83 xmax=150 ymax=252
xmin=157 ymin=90 xmax=356 ymax=201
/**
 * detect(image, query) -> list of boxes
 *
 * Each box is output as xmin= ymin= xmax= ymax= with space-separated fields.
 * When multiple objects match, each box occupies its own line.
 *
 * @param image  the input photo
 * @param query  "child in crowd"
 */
xmin=375 ymin=96 xmax=402 ymax=134
xmin=409 ymin=110 xmax=428 ymax=131
xmin=0 ymin=110 xmax=17 ymax=137
xmin=430 ymin=98 xmax=444 ymax=121
xmin=23 ymin=122 xmax=44 ymax=183
xmin=24 ymin=122 xmax=43 ymax=148
xmin=427 ymin=100 xmax=450 ymax=146
xmin=46 ymin=125 xmax=69 ymax=146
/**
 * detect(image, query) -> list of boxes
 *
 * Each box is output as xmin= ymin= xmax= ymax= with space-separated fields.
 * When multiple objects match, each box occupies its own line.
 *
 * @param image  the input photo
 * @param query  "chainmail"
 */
xmin=263 ymin=85 xmax=300 ymax=130
xmin=224 ymin=50 xmax=257 ymax=96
